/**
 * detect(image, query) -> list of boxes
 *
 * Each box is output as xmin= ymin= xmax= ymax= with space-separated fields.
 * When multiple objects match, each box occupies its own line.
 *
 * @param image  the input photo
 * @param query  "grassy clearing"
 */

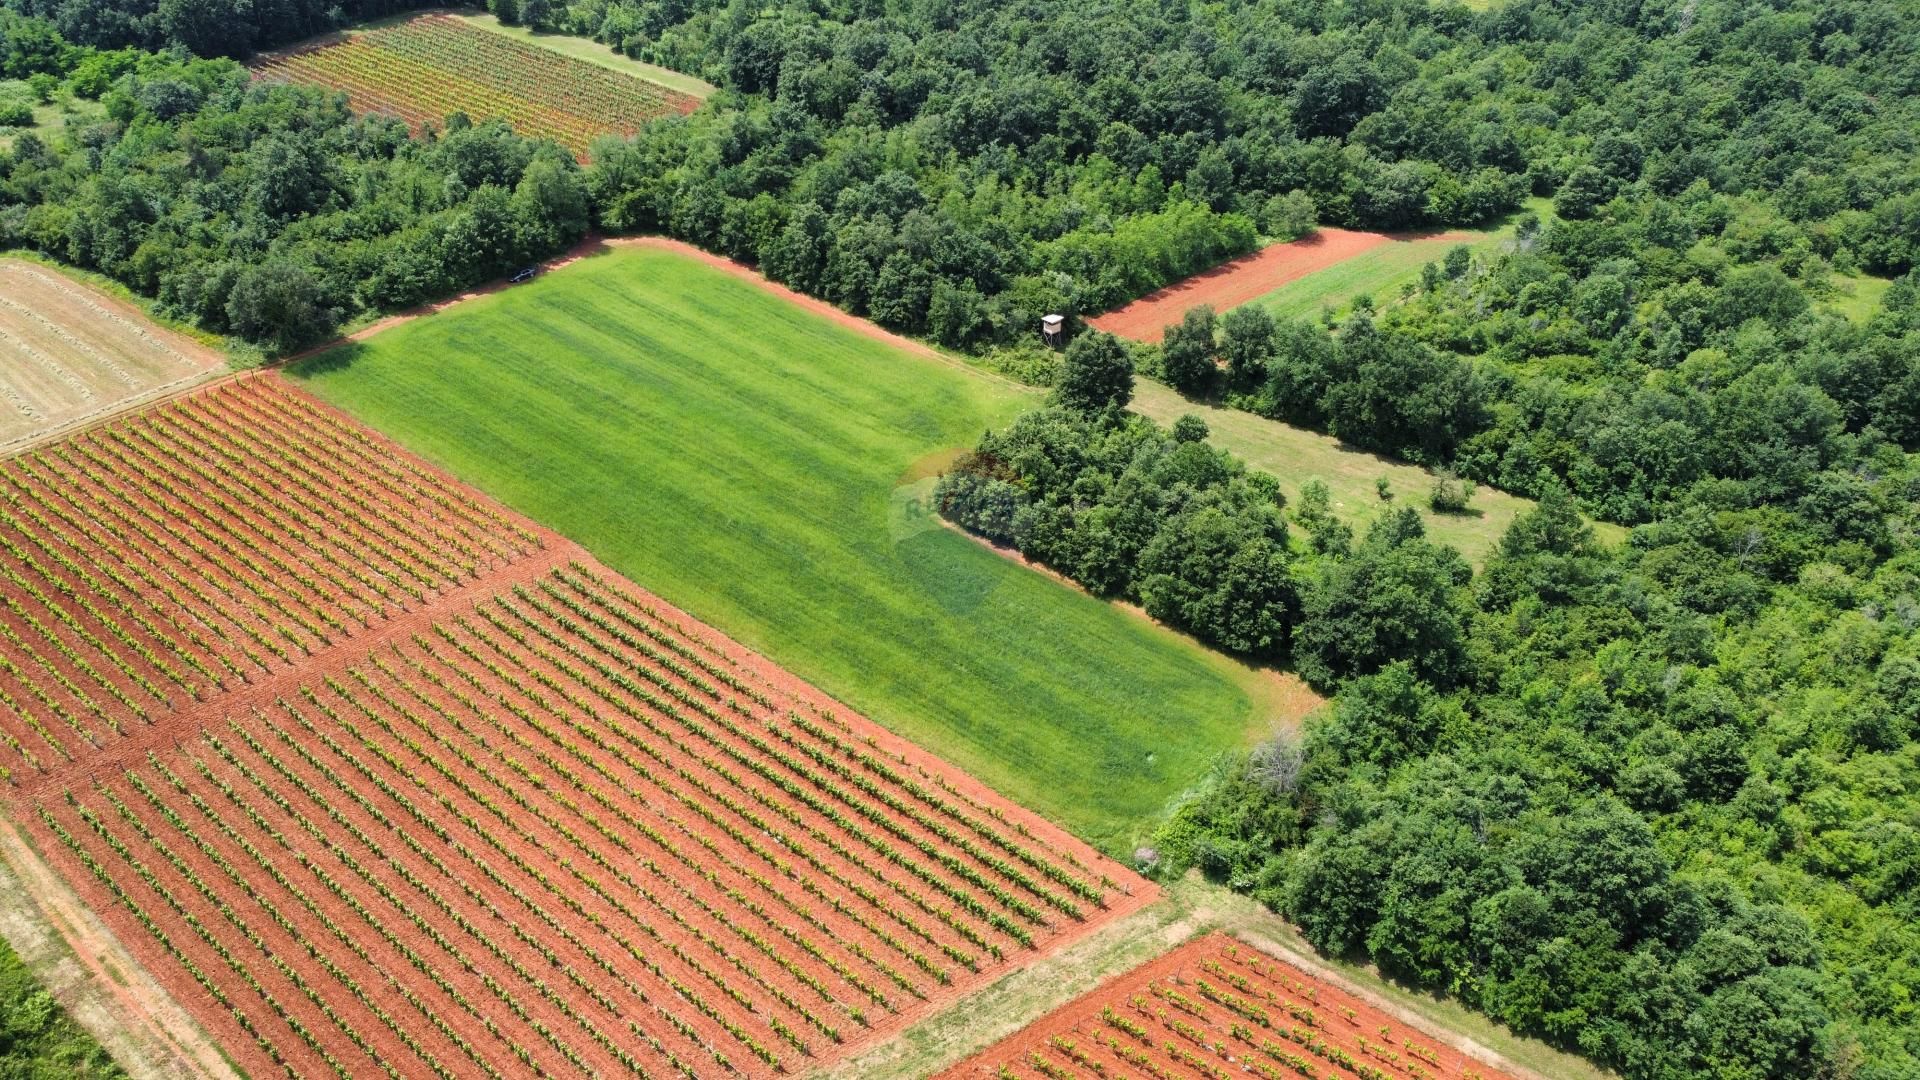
xmin=1252 ymin=198 xmax=1554 ymax=322
xmin=818 ymin=873 xmax=1619 ymax=1080
xmin=1131 ymin=380 xmax=1627 ymax=565
xmin=1821 ymin=271 xmax=1894 ymax=323
xmin=292 ymin=245 xmax=1269 ymax=852
xmin=457 ymin=13 xmax=719 ymax=98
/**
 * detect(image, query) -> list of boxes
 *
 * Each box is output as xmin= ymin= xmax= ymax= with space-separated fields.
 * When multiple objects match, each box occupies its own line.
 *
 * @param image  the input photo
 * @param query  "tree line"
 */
xmin=942 ymin=329 xmax=1920 ymax=1078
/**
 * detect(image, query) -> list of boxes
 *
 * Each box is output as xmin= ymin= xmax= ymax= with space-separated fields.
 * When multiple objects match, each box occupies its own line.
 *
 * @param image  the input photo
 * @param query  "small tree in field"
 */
xmin=1429 ymin=468 xmax=1475 ymax=513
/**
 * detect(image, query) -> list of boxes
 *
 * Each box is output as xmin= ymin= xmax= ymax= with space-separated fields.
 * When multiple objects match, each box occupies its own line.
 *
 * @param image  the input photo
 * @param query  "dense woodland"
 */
xmin=3 ymin=0 xmax=1920 ymax=1078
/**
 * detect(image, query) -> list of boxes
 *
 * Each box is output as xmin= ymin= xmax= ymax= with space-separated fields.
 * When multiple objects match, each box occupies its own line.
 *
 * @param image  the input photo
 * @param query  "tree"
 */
xmin=1291 ymin=479 xmax=1352 ymax=556
xmin=1295 ymin=508 xmax=1473 ymax=689
xmin=511 ymin=156 xmax=589 ymax=253
xmin=1054 ymin=332 xmax=1134 ymax=412
xmin=1554 ymin=165 xmax=1615 ymax=220
xmin=1161 ymin=304 xmax=1217 ymax=394
xmin=1261 ymin=189 xmax=1317 ymax=240
xmin=1428 ymin=468 xmax=1474 ymax=513
xmin=1220 ymin=304 xmax=1275 ymax=388
xmin=224 ymin=260 xmax=336 ymax=354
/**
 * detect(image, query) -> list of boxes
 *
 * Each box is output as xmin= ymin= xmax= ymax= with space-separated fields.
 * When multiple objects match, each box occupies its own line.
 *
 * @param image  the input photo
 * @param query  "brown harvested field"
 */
xmin=0 ymin=259 xmax=224 ymax=453
xmin=0 ymin=374 xmax=1150 ymax=1078
xmin=937 ymin=932 xmax=1520 ymax=1080
xmin=1088 ymin=228 xmax=1394 ymax=342
xmin=251 ymin=14 xmax=698 ymax=161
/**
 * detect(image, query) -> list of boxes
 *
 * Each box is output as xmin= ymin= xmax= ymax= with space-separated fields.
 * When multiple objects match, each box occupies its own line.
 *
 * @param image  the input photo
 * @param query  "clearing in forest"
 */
xmin=1088 ymin=228 xmax=1396 ymax=342
xmin=0 ymin=259 xmax=223 ymax=453
xmin=936 ymin=932 xmax=1520 ymax=1080
xmin=0 ymin=375 xmax=1150 ymax=1079
xmin=291 ymin=244 xmax=1274 ymax=852
xmin=249 ymin=14 xmax=698 ymax=160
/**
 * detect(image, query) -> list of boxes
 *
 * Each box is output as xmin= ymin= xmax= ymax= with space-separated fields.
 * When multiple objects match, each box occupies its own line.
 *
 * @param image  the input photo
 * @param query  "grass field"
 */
xmin=1131 ymin=381 xmax=1628 ymax=565
xmin=292 ymin=246 xmax=1272 ymax=852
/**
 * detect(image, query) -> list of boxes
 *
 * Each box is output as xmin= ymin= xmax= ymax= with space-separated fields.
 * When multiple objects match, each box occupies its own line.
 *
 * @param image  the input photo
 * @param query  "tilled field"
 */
xmin=0 ymin=259 xmax=223 ymax=452
xmin=251 ymin=15 xmax=697 ymax=161
xmin=0 ymin=375 xmax=1151 ymax=1078
xmin=936 ymin=932 xmax=1520 ymax=1080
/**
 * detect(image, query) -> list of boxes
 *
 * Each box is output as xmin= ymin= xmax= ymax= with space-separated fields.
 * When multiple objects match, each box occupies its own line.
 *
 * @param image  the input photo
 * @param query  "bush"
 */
xmin=1429 ymin=469 xmax=1474 ymax=513
xmin=0 ymin=101 xmax=33 ymax=126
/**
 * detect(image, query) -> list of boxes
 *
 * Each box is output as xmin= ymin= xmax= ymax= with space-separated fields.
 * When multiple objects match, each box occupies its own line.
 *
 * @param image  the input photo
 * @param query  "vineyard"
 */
xmin=250 ymin=15 xmax=697 ymax=160
xmin=0 ymin=375 xmax=1149 ymax=1077
xmin=935 ymin=934 xmax=1521 ymax=1080
xmin=0 ymin=259 xmax=223 ymax=452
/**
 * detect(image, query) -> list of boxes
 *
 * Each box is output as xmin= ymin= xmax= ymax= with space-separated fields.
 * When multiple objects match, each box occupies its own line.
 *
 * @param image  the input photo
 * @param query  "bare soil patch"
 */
xmin=1088 ymin=228 xmax=1398 ymax=342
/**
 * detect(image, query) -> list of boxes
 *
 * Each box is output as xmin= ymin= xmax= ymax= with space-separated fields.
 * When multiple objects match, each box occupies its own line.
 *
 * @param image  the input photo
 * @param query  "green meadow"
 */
xmin=293 ymin=246 xmax=1271 ymax=852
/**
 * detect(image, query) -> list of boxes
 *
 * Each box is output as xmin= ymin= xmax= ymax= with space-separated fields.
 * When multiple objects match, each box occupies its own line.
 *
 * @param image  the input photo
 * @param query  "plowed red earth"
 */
xmin=1087 ymin=228 xmax=1393 ymax=343
xmin=1 ymin=374 xmax=1152 ymax=1079
xmin=937 ymin=932 xmax=1519 ymax=1080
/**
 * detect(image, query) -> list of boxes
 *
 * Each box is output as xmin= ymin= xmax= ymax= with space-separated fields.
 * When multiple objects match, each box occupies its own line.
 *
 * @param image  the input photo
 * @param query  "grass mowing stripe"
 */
xmin=292 ymin=247 xmax=1267 ymax=852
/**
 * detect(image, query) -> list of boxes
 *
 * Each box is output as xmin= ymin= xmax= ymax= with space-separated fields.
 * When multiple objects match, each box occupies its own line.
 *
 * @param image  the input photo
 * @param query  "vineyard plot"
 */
xmin=0 ymin=259 xmax=224 ymax=452
xmin=251 ymin=15 xmax=698 ymax=160
xmin=936 ymin=933 xmax=1522 ymax=1080
xmin=0 ymin=374 xmax=1151 ymax=1077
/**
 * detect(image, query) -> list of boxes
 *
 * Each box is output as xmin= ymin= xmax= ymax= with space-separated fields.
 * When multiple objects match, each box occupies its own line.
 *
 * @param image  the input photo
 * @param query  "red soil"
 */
xmin=1 ymin=373 xmax=1153 ymax=1079
xmin=1088 ymin=228 xmax=1396 ymax=343
xmin=937 ymin=932 xmax=1521 ymax=1080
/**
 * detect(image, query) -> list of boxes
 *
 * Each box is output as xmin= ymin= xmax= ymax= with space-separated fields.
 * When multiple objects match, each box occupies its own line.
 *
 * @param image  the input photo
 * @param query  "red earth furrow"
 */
xmin=495 ymin=588 xmax=1067 ymax=941
xmin=937 ymin=932 xmax=1522 ymax=1080
xmin=384 ymin=629 xmax=928 ymax=1031
xmin=91 ymin=766 xmax=471 ymax=1079
xmin=21 ymin=443 xmax=302 ymax=677
xmin=130 ymin=747 xmax=528 ymax=1080
xmin=188 ymin=722 xmax=599 ymax=1080
xmin=134 ymin=408 xmax=400 ymax=625
xmin=0 ymin=498 xmax=234 ymax=702
xmin=349 ymin=630 xmax=862 ymax=1067
xmin=451 ymin=598 xmax=1004 ymax=978
xmin=336 ymin=649 xmax=862 ymax=1043
xmin=491 ymin=590 xmax=1050 ymax=946
xmin=223 ymin=703 xmax=637 ymax=1079
xmin=56 ymin=434 xmax=342 ymax=657
xmin=184 ymin=395 xmax=524 ymax=572
xmin=34 ymin=794 xmax=334 ymax=1080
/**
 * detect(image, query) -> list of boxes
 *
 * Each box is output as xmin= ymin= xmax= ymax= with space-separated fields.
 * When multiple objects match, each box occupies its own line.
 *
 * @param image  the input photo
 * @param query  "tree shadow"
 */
xmin=285 ymin=340 xmax=367 ymax=377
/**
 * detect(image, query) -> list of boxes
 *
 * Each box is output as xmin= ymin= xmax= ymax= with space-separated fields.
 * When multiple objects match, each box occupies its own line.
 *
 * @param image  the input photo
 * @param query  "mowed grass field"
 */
xmin=1131 ymin=381 xmax=1628 ymax=564
xmin=293 ymin=246 xmax=1270 ymax=851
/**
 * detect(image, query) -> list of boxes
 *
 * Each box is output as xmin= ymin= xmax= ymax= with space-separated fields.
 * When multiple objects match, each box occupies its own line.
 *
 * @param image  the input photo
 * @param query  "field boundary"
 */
xmin=0 ymin=819 xmax=243 ymax=1080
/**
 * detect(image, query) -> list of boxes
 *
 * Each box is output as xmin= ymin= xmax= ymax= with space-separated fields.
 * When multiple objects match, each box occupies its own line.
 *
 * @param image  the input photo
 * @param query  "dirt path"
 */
xmin=0 ymin=819 xmax=243 ymax=1080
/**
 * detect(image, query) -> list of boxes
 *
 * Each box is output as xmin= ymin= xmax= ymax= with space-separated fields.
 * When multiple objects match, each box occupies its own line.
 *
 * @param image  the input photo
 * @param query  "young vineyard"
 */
xmin=936 ymin=933 xmax=1521 ymax=1080
xmin=250 ymin=15 xmax=697 ymax=161
xmin=0 ymin=374 xmax=1149 ymax=1077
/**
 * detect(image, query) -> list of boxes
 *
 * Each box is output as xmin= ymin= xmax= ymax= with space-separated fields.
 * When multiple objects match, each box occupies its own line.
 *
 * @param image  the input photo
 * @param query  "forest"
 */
xmin=3 ymin=0 xmax=1920 ymax=1076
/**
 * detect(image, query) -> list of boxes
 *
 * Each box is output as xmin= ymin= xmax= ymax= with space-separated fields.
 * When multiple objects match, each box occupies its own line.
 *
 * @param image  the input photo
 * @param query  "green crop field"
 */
xmin=292 ymin=246 xmax=1271 ymax=852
